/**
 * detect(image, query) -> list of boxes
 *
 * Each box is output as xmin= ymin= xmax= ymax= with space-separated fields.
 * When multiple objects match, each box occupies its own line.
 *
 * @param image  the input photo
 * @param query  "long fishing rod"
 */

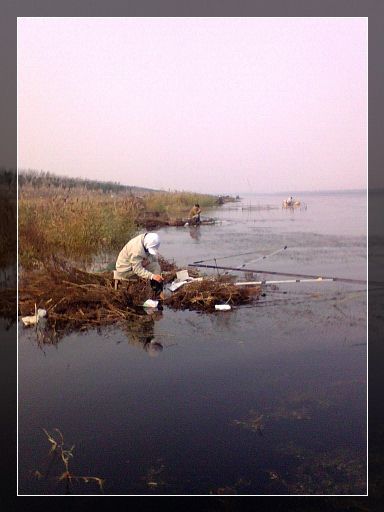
xmin=188 ymin=262 xmax=367 ymax=285
xmin=193 ymin=245 xmax=288 ymax=264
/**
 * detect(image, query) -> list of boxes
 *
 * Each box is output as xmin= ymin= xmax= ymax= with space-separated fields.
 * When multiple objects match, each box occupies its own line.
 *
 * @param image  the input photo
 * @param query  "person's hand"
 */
xmin=152 ymin=274 xmax=164 ymax=282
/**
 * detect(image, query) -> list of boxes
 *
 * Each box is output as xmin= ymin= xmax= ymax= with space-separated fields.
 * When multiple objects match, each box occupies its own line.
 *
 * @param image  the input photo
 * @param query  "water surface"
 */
xmin=18 ymin=190 xmax=367 ymax=495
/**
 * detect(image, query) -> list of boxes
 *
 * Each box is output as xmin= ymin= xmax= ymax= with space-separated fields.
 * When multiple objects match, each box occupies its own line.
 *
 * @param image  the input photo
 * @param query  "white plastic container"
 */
xmin=215 ymin=304 xmax=231 ymax=311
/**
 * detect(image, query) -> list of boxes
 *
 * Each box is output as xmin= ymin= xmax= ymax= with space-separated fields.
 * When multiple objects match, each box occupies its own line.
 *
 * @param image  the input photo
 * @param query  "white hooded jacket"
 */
xmin=116 ymin=233 xmax=159 ymax=280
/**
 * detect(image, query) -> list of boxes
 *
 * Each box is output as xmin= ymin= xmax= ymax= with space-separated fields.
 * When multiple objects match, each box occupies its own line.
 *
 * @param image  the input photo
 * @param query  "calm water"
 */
xmin=18 ymin=190 xmax=367 ymax=495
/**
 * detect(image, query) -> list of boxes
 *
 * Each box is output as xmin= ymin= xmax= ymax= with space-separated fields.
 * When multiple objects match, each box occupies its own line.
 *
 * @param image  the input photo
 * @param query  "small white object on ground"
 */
xmin=143 ymin=299 xmax=159 ymax=308
xmin=215 ymin=304 xmax=231 ymax=311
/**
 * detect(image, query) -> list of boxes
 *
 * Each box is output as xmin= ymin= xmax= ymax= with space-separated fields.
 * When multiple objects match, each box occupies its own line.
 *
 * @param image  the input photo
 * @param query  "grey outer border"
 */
xmin=1 ymin=0 xmax=383 ymax=507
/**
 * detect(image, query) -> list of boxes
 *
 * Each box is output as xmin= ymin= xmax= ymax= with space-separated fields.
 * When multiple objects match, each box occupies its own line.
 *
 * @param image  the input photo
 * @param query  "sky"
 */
xmin=18 ymin=17 xmax=367 ymax=194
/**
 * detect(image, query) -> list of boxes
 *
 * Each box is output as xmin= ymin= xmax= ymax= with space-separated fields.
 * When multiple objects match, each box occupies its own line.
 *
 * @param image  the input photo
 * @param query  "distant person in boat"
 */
xmin=115 ymin=232 xmax=164 ymax=297
xmin=286 ymin=196 xmax=293 ymax=206
xmin=189 ymin=203 xmax=201 ymax=225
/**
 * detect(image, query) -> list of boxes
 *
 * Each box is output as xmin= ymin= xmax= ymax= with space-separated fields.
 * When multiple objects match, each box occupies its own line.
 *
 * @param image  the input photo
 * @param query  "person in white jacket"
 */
xmin=115 ymin=232 xmax=164 ymax=295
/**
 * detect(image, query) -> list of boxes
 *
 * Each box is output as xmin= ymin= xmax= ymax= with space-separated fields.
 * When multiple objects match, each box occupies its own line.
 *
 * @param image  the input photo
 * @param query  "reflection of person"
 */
xmin=123 ymin=310 xmax=164 ymax=357
xmin=143 ymin=339 xmax=164 ymax=357
xmin=188 ymin=203 xmax=201 ymax=225
xmin=115 ymin=232 xmax=164 ymax=297
xmin=189 ymin=225 xmax=201 ymax=240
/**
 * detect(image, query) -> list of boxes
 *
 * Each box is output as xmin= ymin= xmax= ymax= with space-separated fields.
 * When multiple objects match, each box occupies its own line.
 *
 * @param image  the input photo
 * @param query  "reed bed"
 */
xmin=18 ymin=186 xmax=225 ymax=268
xmin=18 ymin=194 xmax=139 ymax=268
xmin=143 ymin=190 xmax=219 ymax=213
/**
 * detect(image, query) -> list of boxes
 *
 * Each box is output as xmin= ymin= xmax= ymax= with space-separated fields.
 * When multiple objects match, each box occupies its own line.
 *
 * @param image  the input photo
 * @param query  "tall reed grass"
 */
xmin=19 ymin=194 xmax=138 ymax=268
xmin=143 ymin=191 xmax=218 ymax=213
xmin=18 ymin=186 xmax=221 ymax=268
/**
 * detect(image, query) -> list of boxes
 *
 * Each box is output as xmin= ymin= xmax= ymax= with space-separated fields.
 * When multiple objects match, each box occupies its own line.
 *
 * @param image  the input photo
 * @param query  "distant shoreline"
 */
xmin=222 ymin=189 xmax=367 ymax=196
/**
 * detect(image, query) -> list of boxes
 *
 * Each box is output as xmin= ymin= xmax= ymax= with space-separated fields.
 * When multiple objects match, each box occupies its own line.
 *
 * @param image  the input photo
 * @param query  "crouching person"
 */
xmin=188 ymin=203 xmax=201 ymax=225
xmin=115 ymin=232 xmax=164 ymax=299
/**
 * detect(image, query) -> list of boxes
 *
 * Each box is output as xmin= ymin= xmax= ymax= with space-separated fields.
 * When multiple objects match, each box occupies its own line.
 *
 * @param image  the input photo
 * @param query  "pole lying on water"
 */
xmin=235 ymin=278 xmax=334 ymax=286
xmin=188 ymin=262 xmax=367 ymax=285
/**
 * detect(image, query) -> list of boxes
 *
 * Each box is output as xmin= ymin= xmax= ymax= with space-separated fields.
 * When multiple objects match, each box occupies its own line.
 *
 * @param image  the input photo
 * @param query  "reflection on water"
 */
xmin=188 ymin=225 xmax=201 ymax=241
xmin=121 ymin=309 xmax=164 ymax=357
xmin=18 ymin=191 xmax=367 ymax=495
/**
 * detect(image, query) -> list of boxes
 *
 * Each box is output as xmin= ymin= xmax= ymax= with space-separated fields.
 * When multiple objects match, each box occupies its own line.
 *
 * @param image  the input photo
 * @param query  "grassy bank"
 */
xmin=19 ymin=174 xmax=230 ymax=268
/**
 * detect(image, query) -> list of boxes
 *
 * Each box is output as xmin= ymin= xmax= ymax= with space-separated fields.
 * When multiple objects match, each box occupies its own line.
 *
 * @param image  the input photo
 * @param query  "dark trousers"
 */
xmin=150 ymin=278 xmax=163 ymax=297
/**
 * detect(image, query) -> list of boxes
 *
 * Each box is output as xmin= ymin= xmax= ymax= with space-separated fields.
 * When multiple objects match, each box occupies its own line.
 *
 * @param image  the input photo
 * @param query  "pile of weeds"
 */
xmin=18 ymin=258 xmax=261 ymax=337
xmin=165 ymin=276 xmax=261 ymax=312
xmin=19 ymin=258 xmax=168 ymax=333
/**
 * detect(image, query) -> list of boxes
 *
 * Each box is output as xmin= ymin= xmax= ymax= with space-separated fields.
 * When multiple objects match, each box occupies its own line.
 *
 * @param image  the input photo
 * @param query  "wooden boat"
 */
xmin=168 ymin=217 xmax=218 ymax=227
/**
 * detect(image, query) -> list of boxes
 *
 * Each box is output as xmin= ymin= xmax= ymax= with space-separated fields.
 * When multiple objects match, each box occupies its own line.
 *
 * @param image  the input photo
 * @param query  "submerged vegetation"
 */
xmin=32 ymin=428 xmax=105 ymax=494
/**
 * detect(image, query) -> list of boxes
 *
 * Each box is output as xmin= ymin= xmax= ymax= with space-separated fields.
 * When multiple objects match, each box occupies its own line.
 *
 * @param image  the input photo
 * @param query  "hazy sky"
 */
xmin=18 ymin=17 xmax=367 ymax=194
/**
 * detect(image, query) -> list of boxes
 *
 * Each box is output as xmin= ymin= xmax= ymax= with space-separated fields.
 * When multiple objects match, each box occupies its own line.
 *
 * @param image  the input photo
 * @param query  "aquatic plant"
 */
xmin=33 ymin=428 xmax=105 ymax=494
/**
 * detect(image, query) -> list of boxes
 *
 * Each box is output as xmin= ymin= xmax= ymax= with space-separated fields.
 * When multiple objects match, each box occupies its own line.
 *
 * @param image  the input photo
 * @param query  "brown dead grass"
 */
xmin=165 ymin=277 xmax=260 ymax=312
xmin=18 ymin=258 xmax=261 ymax=338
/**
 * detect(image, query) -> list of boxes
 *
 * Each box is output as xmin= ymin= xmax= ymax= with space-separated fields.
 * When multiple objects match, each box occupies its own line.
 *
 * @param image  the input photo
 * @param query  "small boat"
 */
xmin=183 ymin=217 xmax=218 ymax=226
xmin=282 ymin=198 xmax=307 ymax=209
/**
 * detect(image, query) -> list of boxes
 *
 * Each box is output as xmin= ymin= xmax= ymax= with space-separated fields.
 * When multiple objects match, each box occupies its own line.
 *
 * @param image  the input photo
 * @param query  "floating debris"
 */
xmin=215 ymin=304 xmax=231 ymax=311
xmin=21 ymin=307 xmax=47 ymax=327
